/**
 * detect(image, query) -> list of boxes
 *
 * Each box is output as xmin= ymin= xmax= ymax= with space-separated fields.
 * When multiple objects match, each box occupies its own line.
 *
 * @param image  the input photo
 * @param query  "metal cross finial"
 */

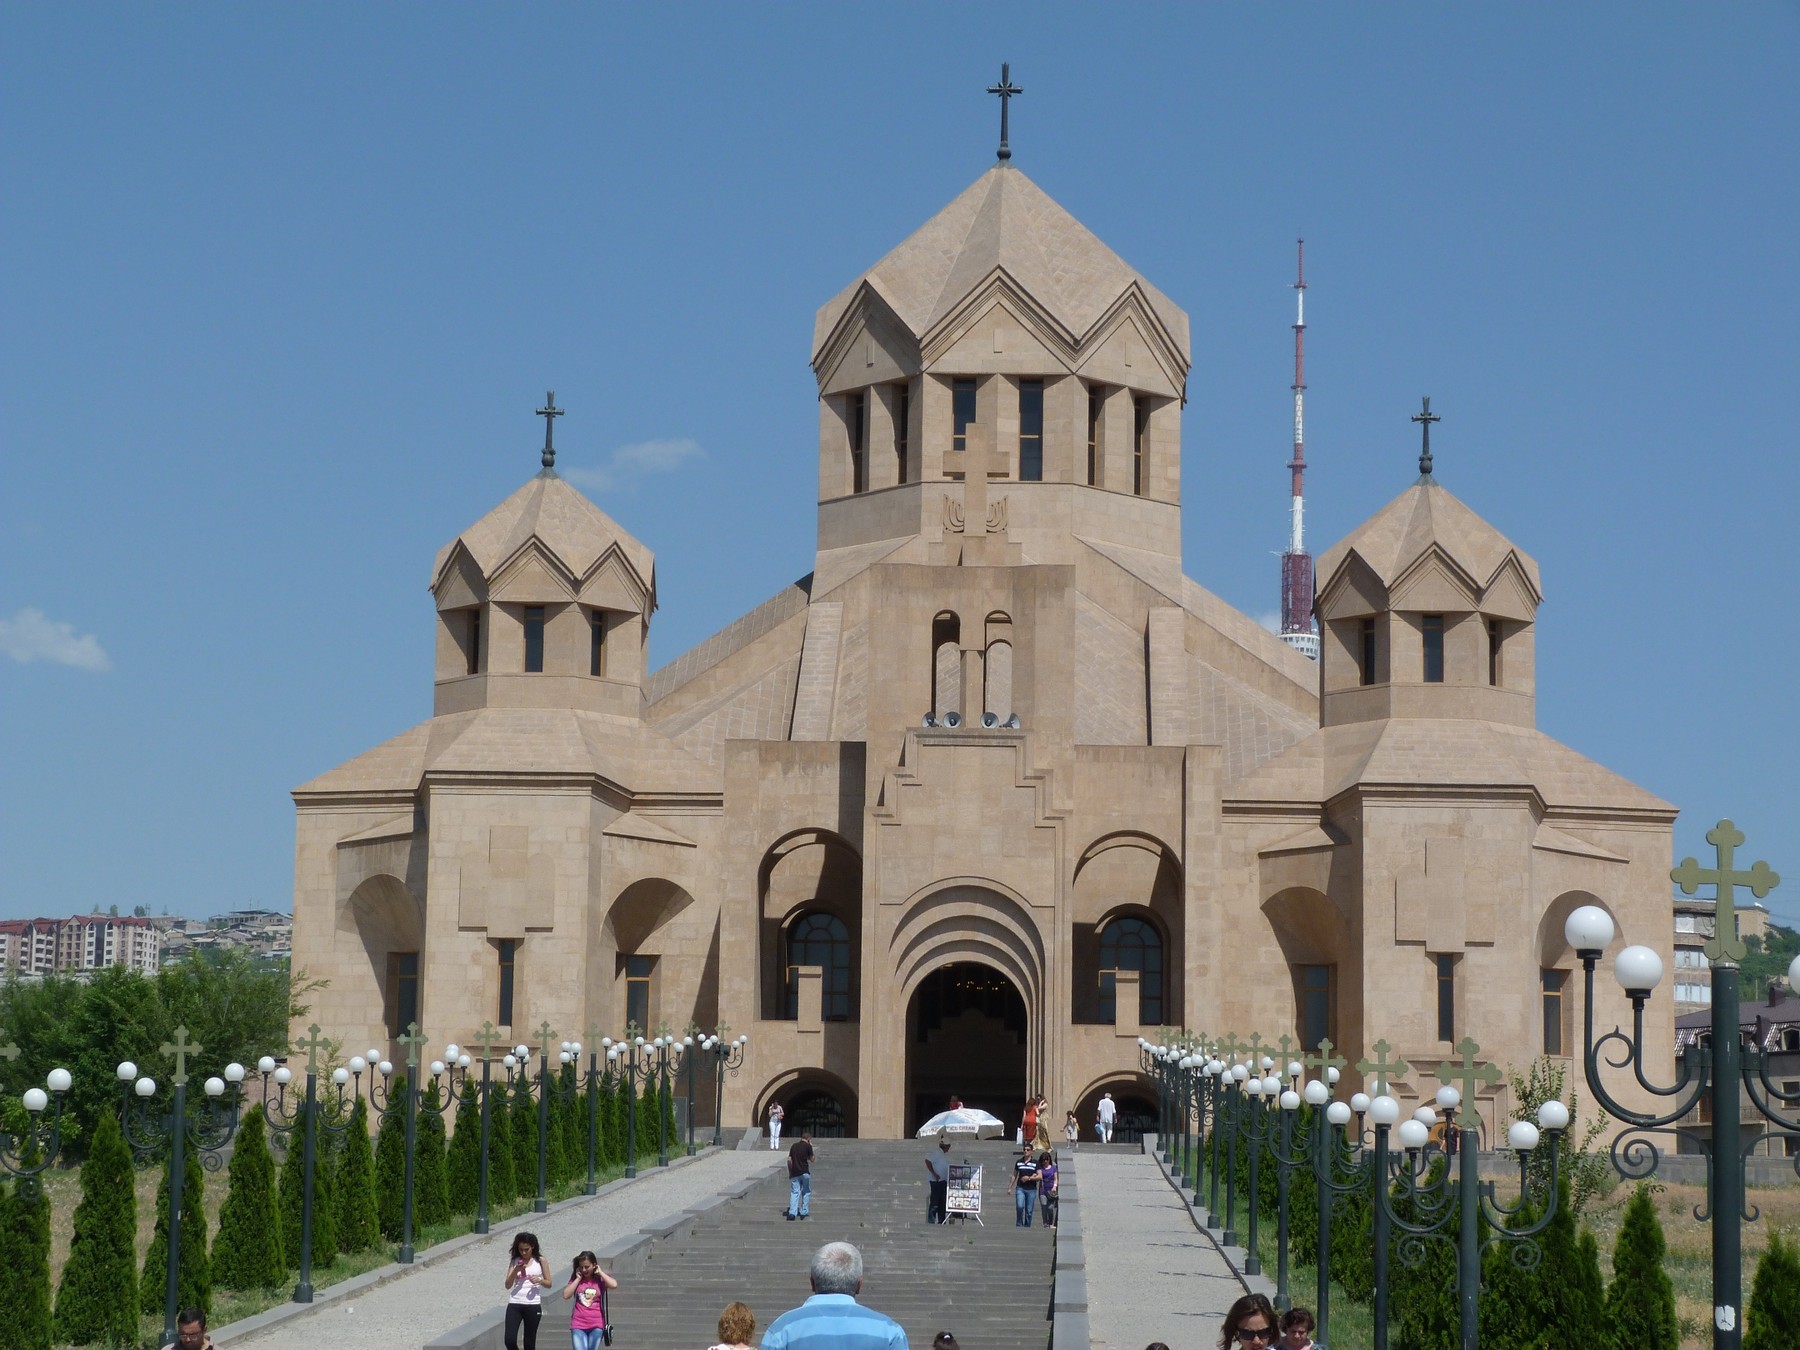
xmin=1356 ymin=1039 xmax=1410 ymax=1098
xmin=1672 ymin=819 xmax=1781 ymax=965
xmin=1243 ymin=1031 xmax=1267 ymax=1064
xmin=987 ymin=63 xmax=1022 ymax=162
xmin=1276 ymin=1032 xmax=1297 ymax=1067
xmin=536 ymin=391 xmax=564 ymax=471
xmin=473 ymin=1021 xmax=504 ymax=1063
xmin=536 ymin=1021 xmax=558 ymax=1059
xmin=1411 ymin=396 xmax=1441 ymax=479
xmin=398 ymin=1023 xmax=428 ymax=1071
xmin=1434 ymin=1036 xmax=1500 ymax=1129
xmin=1302 ymin=1037 xmax=1348 ymax=1083
xmin=295 ymin=1024 xmax=332 ymax=1079
xmin=0 ymin=1039 xmax=19 ymax=1064
xmin=161 ymin=1026 xmax=203 ymax=1088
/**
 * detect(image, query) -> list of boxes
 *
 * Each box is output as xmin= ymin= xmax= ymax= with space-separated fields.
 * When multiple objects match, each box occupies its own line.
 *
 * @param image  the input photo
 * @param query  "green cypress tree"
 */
xmin=1391 ymin=1155 xmax=1470 ymax=1350
xmin=140 ymin=1144 xmax=210 ymax=1320
xmin=374 ymin=1076 xmax=408 ymax=1241
xmin=276 ymin=1119 xmax=338 ymax=1271
xmin=447 ymin=1077 xmax=482 ymax=1215
xmin=309 ymin=1132 xmax=338 ymax=1268
xmin=488 ymin=1081 xmax=517 ymax=1204
xmin=53 ymin=1108 xmax=138 ymax=1345
xmin=510 ymin=1079 xmax=537 ymax=1199
xmin=597 ymin=1073 xmax=618 ymax=1169
xmin=1572 ymin=1229 xmax=1606 ymax=1340
xmin=1603 ymin=1185 xmax=1678 ymax=1350
xmin=213 ymin=1105 xmax=285 ymax=1289
xmin=1744 ymin=1230 xmax=1800 ymax=1350
xmin=278 ymin=1129 xmax=305 ymax=1269
xmin=1479 ymin=1189 xmax=1548 ymax=1350
xmin=335 ymin=1097 xmax=380 ymax=1253
xmin=0 ymin=1169 xmax=55 ymax=1350
xmin=416 ymin=1081 xmax=451 ymax=1228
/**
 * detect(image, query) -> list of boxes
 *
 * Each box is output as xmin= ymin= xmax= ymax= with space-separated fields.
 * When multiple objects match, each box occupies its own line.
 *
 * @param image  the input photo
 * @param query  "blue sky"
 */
xmin=3 ymin=5 xmax=1795 ymax=931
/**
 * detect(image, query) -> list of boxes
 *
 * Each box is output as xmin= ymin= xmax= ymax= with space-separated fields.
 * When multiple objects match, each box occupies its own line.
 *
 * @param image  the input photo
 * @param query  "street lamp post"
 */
xmin=1565 ymin=819 xmax=1790 ymax=1350
xmin=258 ymin=1024 xmax=359 ymax=1303
xmin=362 ymin=1022 xmax=453 ymax=1262
xmin=612 ymin=1033 xmax=656 ymax=1178
xmin=118 ymin=1027 xmax=248 ymax=1348
xmin=528 ymin=1022 xmax=560 ymax=1213
xmin=1353 ymin=1040 xmax=1410 ymax=1349
xmin=464 ymin=1022 xmax=508 ymax=1233
xmin=1238 ymin=1066 xmax=1283 ymax=1278
xmin=0 ymin=1048 xmax=72 ymax=1197
xmin=704 ymin=1030 xmax=748 ymax=1146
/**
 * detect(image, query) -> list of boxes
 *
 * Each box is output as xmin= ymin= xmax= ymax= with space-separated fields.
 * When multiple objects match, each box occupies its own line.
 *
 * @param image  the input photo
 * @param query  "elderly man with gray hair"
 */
xmin=758 ymin=1242 xmax=907 ymax=1349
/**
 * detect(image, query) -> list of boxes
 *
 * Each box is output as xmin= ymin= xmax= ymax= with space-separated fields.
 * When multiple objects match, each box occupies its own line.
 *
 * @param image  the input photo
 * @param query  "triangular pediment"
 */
xmin=489 ymin=541 xmax=577 ymax=604
xmin=577 ymin=544 xmax=652 ymax=614
xmin=1389 ymin=545 xmax=1483 ymax=613
xmin=1076 ymin=300 xmax=1183 ymax=398
xmin=1480 ymin=553 xmax=1542 ymax=620
xmin=815 ymin=282 xmax=923 ymax=394
xmin=928 ymin=288 xmax=1066 ymax=376
xmin=433 ymin=542 xmax=488 ymax=610
xmin=1317 ymin=551 xmax=1389 ymax=621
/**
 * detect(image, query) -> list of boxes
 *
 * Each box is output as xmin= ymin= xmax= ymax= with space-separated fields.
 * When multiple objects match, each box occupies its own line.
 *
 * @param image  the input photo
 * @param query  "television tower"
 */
xmin=1279 ymin=239 xmax=1320 ymax=660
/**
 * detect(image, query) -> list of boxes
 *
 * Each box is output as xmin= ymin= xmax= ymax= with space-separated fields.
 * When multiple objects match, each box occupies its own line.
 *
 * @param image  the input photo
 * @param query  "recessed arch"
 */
xmin=889 ymin=879 xmax=1046 ymax=1007
xmin=1072 ymin=833 xmax=1184 ymax=1026
xmin=905 ymin=960 xmax=1027 ymax=1135
xmin=1262 ymin=885 xmax=1359 ymax=1054
xmin=753 ymin=1067 xmax=860 ymax=1139
xmin=340 ymin=874 xmax=422 ymax=1041
xmin=1072 ymin=1073 xmax=1159 ymax=1145
xmin=758 ymin=828 xmax=863 ymax=1021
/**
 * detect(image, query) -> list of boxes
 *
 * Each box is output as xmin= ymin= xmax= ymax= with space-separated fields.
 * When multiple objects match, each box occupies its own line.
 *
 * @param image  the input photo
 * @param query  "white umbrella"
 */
xmin=915 ymin=1108 xmax=1006 ymax=1139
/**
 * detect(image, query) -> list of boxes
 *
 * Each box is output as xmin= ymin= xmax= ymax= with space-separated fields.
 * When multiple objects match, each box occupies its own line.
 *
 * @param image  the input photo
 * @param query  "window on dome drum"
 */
xmin=497 ymin=939 xmax=516 ymax=1027
xmin=1359 ymin=618 xmax=1378 ymax=686
xmin=1086 ymin=385 xmax=1101 ymax=485
xmin=523 ymin=606 xmax=546 ymax=673
xmin=466 ymin=609 xmax=482 ymax=675
xmin=1436 ymin=954 xmax=1456 ymax=1042
xmin=1541 ymin=968 xmax=1568 ymax=1056
xmin=1487 ymin=618 xmax=1503 ymax=686
xmin=785 ymin=912 xmax=852 ymax=1021
xmin=625 ymin=954 xmax=653 ymax=1033
xmin=952 ymin=378 xmax=978 ymax=455
xmin=1098 ymin=916 xmax=1163 ymax=1025
xmin=1422 ymin=614 xmax=1445 ymax=682
xmin=847 ymin=391 xmax=867 ymax=494
xmin=590 ymin=609 xmax=607 ymax=676
xmin=1133 ymin=395 xmax=1151 ymax=495
xmin=1018 ymin=379 xmax=1044 ymax=481
xmin=1300 ymin=964 xmax=1333 ymax=1051
xmin=389 ymin=951 xmax=419 ymax=1040
xmin=894 ymin=382 xmax=911 ymax=485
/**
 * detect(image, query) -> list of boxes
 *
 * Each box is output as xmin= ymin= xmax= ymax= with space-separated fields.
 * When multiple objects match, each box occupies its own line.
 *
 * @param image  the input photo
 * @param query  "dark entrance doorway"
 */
xmin=905 ymin=962 xmax=1028 ymax=1135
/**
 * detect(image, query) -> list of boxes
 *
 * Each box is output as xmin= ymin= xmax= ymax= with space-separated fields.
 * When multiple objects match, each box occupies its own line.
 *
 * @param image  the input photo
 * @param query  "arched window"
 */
xmin=1098 ymin=916 xmax=1163 ymax=1025
xmin=931 ymin=613 xmax=961 ymax=720
xmin=785 ymin=912 xmax=852 ymax=1021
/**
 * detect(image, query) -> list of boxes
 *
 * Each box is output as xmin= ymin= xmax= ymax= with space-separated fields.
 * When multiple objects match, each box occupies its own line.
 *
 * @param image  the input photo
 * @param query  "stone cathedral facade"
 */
xmin=292 ymin=163 xmax=1677 ymax=1140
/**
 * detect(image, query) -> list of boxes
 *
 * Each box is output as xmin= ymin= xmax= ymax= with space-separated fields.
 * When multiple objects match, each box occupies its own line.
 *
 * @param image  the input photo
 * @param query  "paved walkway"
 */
xmin=224 ymin=1148 xmax=778 ymax=1350
xmin=1078 ymin=1148 xmax=1245 ymax=1350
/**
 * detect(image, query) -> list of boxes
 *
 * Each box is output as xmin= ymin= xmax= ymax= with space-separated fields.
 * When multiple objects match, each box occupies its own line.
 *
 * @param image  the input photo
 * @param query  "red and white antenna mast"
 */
xmin=1280 ymin=239 xmax=1320 ymax=660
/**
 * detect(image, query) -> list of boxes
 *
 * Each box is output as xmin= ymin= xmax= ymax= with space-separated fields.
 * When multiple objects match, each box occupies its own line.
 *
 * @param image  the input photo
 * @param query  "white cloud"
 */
xmin=0 ymin=607 xmax=111 ymax=671
xmin=565 ymin=438 xmax=705 ymax=492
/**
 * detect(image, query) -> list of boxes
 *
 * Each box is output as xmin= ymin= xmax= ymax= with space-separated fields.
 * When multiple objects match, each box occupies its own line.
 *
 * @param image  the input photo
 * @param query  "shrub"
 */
xmin=1744 ymin=1229 xmax=1800 ymax=1350
xmin=416 ymin=1081 xmax=451 ymax=1228
xmin=277 ymin=1116 xmax=338 ymax=1271
xmin=447 ymin=1077 xmax=482 ymax=1214
xmin=334 ymin=1096 xmax=380 ymax=1253
xmin=213 ymin=1105 xmax=285 ymax=1289
xmin=510 ymin=1078 xmax=538 ymax=1199
xmin=374 ymin=1077 xmax=408 ymax=1240
xmin=0 ymin=1172 xmax=54 ymax=1350
xmin=1603 ymin=1185 xmax=1678 ymax=1350
xmin=487 ymin=1081 xmax=517 ymax=1204
xmin=54 ymin=1109 xmax=139 ymax=1344
xmin=140 ymin=1144 xmax=210 ymax=1319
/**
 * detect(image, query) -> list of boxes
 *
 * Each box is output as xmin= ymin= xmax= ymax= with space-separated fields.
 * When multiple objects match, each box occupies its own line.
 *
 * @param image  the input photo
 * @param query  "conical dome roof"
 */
xmin=1317 ymin=479 xmax=1540 ymax=601
xmin=813 ymin=164 xmax=1189 ymax=358
xmin=432 ymin=472 xmax=655 ymax=597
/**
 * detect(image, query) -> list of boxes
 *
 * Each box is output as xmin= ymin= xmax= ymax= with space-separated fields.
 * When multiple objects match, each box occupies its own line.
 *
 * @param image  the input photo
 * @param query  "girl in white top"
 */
xmin=502 ymin=1231 xmax=552 ymax=1350
xmin=768 ymin=1101 xmax=784 ymax=1150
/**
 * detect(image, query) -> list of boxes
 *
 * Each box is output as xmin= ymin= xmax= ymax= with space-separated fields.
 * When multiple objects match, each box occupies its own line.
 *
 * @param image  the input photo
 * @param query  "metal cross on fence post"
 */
xmin=1673 ymin=819 xmax=1780 ymax=964
xmin=1434 ymin=1036 xmax=1500 ymax=1132
xmin=471 ymin=1020 xmax=504 ymax=1233
xmin=1435 ymin=1036 xmax=1502 ymax=1350
xmin=0 ymin=1039 xmax=20 ymax=1066
xmin=162 ymin=1027 xmax=203 ymax=1088
xmin=1357 ymin=1039 xmax=1409 ymax=1098
xmin=1302 ymin=1037 xmax=1349 ymax=1341
xmin=1356 ymin=1038 xmax=1411 ymax=1350
xmin=532 ymin=1020 xmax=558 ymax=1211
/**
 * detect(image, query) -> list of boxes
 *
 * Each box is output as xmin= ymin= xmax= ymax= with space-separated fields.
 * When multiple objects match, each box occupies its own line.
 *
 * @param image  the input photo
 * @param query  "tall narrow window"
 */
xmin=1300 ymin=964 xmax=1332 ymax=1050
xmin=1436 ymin=954 xmax=1456 ymax=1042
xmin=523 ymin=606 xmax=546 ymax=673
xmin=1360 ymin=618 xmax=1378 ymax=686
xmin=952 ymin=379 xmax=977 ymax=455
xmin=497 ymin=939 xmax=516 ymax=1026
xmin=625 ymin=954 xmax=653 ymax=1033
xmin=1487 ymin=619 xmax=1503 ymax=686
xmin=1018 ymin=379 xmax=1044 ymax=481
xmin=1541 ymin=968 xmax=1568 ymax=1056
xmin=785 ymin=912 xmax=853 ymax=1021
xmin=1422 ymin=614 xmax=1445 ymax=683
xmin=894 ymin=383 xmax=911 ymax=485
xmin=389 ymin=951 xmax=420 ymax=1039
xmin=466 ymin=609 xmax=482 ymax=676
xmin=1133 ymin=396 xmax=1151 ymax=495
xmin=1098 ymin=916 xmax=1163 ymax=1025
xmin=589 ymin=610 xmax=607 ymax=677
xmin=847 ymin=392 xmax=867 ymax=494
xmin=1086 ymin=386 xmax=1101 ymax=486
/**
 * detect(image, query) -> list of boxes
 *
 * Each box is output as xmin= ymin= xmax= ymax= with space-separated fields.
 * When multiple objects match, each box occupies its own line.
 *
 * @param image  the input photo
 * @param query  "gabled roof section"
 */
xmin=1317 ymin=480 xmax=1541 ymax=608
xmin=813 ymin=165 xmax=1190 ymax=373
xmin=432 ymin=472 xmax=655 ymax=607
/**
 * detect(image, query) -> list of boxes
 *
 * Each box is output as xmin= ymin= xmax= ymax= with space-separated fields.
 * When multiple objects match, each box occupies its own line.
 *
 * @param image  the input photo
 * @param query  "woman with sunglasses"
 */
xmin=1218 ymin=1292 xmax=1279 ymax=1349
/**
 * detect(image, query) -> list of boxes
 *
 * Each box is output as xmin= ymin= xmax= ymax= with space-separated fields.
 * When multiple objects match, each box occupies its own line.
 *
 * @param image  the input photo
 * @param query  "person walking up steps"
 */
xmin=769 ymin=1100 xmax=784 ymax=1150
xmin=784 ymin=1133 xmax=815 ymax=1220
xmin=760 ymin=1242 xmax=907 ymax=1349
xmin=560 ymin=1250 xmax=618 ymax=1350
xmin=502 ymin=1231 xmax=552 ymax=1350
xmin=1096 ymin=1091 xmax=1116 ymax=1143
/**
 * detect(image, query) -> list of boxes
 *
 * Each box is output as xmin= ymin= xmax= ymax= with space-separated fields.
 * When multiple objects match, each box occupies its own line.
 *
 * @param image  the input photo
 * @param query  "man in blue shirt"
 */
xmin=759 ymin=1242 xmax=908 ymax=1349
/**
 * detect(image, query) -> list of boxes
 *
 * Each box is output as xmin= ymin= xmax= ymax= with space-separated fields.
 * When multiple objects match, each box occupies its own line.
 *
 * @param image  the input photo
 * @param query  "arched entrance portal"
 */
xmin=905 ymin=962 xmax=1027 ymax=1135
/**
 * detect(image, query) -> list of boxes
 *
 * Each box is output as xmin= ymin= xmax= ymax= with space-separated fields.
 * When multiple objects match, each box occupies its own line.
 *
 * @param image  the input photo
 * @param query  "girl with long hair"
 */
xmin=1218 ymin=1293 xmax=1278 ymax=1350
xmin=561 ymin=1250 xmax=618 ymax=1350
xmin=502 ymin=1231 xmax=552 ymax=1350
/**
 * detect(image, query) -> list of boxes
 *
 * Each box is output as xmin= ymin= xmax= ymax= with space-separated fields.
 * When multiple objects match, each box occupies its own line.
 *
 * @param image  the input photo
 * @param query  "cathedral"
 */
xmin=292 ymin=158 xmax=1677 ymax=1140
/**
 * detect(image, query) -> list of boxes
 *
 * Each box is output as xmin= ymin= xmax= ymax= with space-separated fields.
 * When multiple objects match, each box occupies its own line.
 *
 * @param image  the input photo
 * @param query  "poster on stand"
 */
xmin=947 ymin=1162 xmax=983 ymax=1224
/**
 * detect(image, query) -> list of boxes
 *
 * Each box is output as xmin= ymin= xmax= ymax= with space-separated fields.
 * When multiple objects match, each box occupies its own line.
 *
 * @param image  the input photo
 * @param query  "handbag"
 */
xmin=600 ymin=1282 xmax=613 ymax=1346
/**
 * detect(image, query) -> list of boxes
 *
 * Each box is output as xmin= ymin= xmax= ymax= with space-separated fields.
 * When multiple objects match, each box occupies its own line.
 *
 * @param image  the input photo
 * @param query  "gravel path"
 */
xmin=224 ymin=1149 xmax=779 ymax=1350
xmin=1079 ymin=1149 xmax=1245 ymax=1350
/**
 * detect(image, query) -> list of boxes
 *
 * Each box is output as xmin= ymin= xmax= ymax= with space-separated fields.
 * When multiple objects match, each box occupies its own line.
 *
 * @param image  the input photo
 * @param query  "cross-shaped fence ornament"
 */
xmin=1303 ymin=1037 xmax=1348 ymax=1086
xmin=0 ymin=1039 xmax=19 ymax=1064
xmin=473 ymin=1021 xmax=504 ymax=1064
xmin=1411 ymin=396 xmax=1441 ymax=478
xmin=1357 ymin=1039 xmax=1409 ymax=1098
xmin=1434 ymin=1036 xmax=1501 ymax=1130
xmin=294 ymin=1024 xmax=332 ymax=1079
xmin=986 ymin=63 xmax=1022 ymax=162
xmin=1218 ymin=1033 xmax=1244 ymax=1063
xmin=536 ymin=392 xmax=563 ymax=471
xmin=714 ymin=1020 xmax=733 ymax=1043
xmin=1672 ymin=819 xmax=1781 ymax=965
xmin=398 ymin=1023 xmax=428 ymax=1071
xmin=1276 ymin=1033 xmax=1297 ymax=1068
xmin=161 ymin=1026 xmax=203 ymax=1088
xmin=535 ymin=1021 xmax=558 ymax=1060
xmin=1243 ymin=1031 xmax=1267 ymax=1066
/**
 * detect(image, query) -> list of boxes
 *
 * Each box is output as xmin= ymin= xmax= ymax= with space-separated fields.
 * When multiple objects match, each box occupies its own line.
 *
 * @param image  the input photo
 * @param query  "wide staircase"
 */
xmin=543 ymin=1139 xmax=1057 ymax=1349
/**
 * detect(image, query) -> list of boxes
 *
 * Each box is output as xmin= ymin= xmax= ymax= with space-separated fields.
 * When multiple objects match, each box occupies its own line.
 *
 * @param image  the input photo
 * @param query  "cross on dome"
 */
xmin=1412 ymin=396 xmax=1441 ymax=479
xmin=987 ymin=63 xmax=1022 ymax=162
xmin=537 ymin=391 xmax=564 ymax=472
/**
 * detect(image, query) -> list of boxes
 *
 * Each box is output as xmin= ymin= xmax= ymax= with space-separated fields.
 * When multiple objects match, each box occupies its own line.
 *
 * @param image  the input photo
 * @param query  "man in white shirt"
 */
xmin=923 ymin=1136 xmax=952 ymax=1224
xmin=1096 ymin=1092 xmax=1116 ymax=1143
